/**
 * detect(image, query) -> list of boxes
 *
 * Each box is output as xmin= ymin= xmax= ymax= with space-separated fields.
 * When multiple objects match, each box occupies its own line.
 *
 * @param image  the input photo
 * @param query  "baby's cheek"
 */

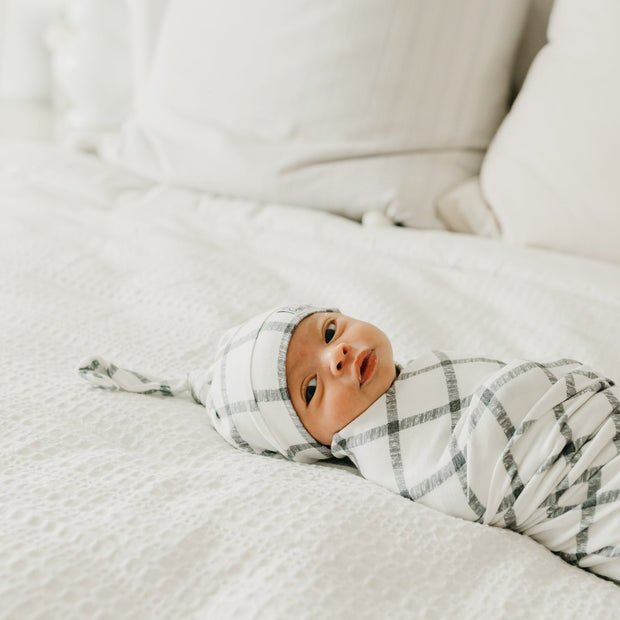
xmin=323 ymin=390 xmax=348 ymax=430
xmin=333 ymin=390 xmax=366 ymax=430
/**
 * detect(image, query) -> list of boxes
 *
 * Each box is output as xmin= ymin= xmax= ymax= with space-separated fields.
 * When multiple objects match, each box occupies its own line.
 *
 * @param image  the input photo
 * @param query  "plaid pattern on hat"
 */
xmin=78 ymin=304 xmax=337 ymax=463
xmin=205 ymin=304 xmax=337 ymax=463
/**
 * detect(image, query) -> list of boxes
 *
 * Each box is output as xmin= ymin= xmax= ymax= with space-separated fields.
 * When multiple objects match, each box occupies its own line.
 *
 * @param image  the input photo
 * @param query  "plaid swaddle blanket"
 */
xmin=332 ymin=351 xmax=620 ymax=583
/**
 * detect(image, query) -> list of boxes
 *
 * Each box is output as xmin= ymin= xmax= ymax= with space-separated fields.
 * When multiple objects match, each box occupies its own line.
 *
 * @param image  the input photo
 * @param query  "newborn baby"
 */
xmin=79 ymin=304 xmax=620 ymax=584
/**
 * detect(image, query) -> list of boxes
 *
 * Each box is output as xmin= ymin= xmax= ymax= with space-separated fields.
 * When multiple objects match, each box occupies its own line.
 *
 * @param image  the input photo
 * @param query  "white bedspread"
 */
xmin=1 ymin=139 xmax=619 ymax=618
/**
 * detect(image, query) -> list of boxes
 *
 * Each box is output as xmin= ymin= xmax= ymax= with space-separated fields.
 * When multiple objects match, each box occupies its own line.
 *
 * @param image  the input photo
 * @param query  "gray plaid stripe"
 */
xmin=400 ymin=396 xmax=471 ymax=430
xmin=571 ymin=368 xmax=614 ymax=382
xmin=544 ymin=467 xmax=617 ymax=519
xmin=587 ymin=489 xmax=620 ymax=507
xmin=386 ymin=386 xmax=410 ymax=499
xmin=219 ymin=399 xmax=259 ymax=416
xmin=538 ymin=358 xmax=581 ymax=370
xmin=332 ymin=421 xmax=390 ymax=452
xmin=102 ymin=361 xmax=176 ymax=397
xmin=498 ymin=450 xmax=523 ymax=529
xmin=534 ymin=362 xmax=560 ymax=385
xmin=288 ymin=441 xmax=327 ymax=459
xmin=398 ymin=356 xmax=504 ymax=381
xmin=474 ymin=387 xmax=515 ymax=437
xmin=220 ymin=319 xmax=296 ymax=361
xmin=539 ymin=476 xmax=571 ymax=513
xmin=227 ymin=319 xmax=295 ymax=347
xmin=555 ymin=546 xmax=620 ymax=569
xmin=553 ymin=400 xmax=574 ymax=446
xmin=436 ymin=351 xmax=486 ymax=521
xmin=592 ymin=546 xmax=620 ymax=559
xmin=434 ymin=352 xmax=461 ymax=433
xmin=399 ymin=357 xmax=506 ymax=379
xmin=254 ymin=388 xmax=289 ymax=402
xmin=409 ymin=451 xmax=466 ymax=501
xmin=604 ymin=389 xmax=620 ymax=453
xmin=576 ymin=469 xmax=602 ymax=556
xmin=262 ymin=319 xmax=297 ymax=335
xmin=218 ymin=328 xmax=254 ymax=453
xmin=206 ymin=394 xmax=254 ymax=454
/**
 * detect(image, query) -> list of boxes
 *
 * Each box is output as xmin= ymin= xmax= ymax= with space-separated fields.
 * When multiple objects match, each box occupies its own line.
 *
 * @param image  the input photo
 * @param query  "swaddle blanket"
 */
xmin=332 ymin=350 xmax=620 ymax=582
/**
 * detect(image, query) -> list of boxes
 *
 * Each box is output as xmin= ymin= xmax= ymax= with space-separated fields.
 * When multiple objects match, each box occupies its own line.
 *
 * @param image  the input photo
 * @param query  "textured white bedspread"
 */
xmin=1 ymin=139 xmax=619 ymax=618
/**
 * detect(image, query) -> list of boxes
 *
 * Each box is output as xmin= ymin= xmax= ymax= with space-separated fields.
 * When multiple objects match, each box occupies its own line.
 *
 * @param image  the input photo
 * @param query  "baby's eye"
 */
xmin=324 ymin=321 xmax=336 ymax=344
xmin=305 ymin=377 xmax=317 ymax=404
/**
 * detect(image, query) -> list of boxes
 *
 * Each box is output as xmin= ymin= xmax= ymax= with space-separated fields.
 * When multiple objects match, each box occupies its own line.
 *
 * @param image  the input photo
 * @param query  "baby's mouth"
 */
xmin=358 ymin=350 xmax=377 ymax=386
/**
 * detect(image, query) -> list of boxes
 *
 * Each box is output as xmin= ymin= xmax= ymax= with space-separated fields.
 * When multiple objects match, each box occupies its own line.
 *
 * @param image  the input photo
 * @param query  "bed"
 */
xmin=2 ymin=0 xmax=619 ymax=618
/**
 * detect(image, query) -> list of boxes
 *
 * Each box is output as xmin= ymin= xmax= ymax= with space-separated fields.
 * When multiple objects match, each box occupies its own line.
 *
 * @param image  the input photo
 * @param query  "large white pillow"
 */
xmin=103 ymin=0 xmax=529 ymax=229
xmin=481 ymin=0 xmax=620 ymax=263
xmin=124 ymin=0 xmax=171 ymax=98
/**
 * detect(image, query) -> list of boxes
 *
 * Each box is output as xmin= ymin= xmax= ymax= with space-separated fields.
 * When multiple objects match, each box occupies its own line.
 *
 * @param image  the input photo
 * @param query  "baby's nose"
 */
xmin=328 ymin=343 xmax=350 ymax=375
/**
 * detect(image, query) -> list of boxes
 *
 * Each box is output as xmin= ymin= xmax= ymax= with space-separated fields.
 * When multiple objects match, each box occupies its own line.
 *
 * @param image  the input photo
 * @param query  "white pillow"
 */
xmin=104 ymin=0 xmax=529 ymax=229
xmin=481 ymin=0 xmax=620 ymax=263
xmin=0 ymin=0 xmax=66 ymax=101
xmin=125 ymin=0 xmax=171 ymax=99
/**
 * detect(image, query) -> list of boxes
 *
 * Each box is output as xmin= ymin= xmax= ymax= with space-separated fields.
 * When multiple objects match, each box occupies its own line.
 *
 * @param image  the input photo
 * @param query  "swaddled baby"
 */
xmin=79 ymin=304 xmax=620 ymax=584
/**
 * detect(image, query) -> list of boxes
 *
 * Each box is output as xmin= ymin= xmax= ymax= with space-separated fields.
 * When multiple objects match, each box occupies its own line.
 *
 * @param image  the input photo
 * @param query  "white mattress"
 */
xmin=1 ymin=139 xmax=619 ymax=618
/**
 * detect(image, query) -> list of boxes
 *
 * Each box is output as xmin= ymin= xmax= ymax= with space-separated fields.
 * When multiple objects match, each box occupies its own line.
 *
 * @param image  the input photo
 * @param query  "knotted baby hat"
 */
xmin=78 ymin=304 xmax=336 ymax=463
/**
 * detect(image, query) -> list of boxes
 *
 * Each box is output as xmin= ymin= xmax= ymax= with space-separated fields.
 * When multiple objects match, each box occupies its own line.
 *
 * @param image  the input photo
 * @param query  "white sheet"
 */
xmin=1 ymin=139 xmax=619 ymax=618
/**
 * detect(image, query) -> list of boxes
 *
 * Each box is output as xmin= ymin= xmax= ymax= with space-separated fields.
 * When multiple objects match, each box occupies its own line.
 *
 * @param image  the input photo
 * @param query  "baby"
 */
xmin=79 ymin=304 xmax=620 ymax=584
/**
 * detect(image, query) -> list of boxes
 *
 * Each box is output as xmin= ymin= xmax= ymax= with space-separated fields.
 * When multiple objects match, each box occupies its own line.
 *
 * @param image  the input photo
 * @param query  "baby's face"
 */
xmin=286 ymin=312 xmax=397 ymax=446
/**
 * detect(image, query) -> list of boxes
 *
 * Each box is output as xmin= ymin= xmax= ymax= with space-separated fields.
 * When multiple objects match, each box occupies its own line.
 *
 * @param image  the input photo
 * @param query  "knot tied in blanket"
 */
xmin=331 ymin=350 xmax=620 ymax=583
